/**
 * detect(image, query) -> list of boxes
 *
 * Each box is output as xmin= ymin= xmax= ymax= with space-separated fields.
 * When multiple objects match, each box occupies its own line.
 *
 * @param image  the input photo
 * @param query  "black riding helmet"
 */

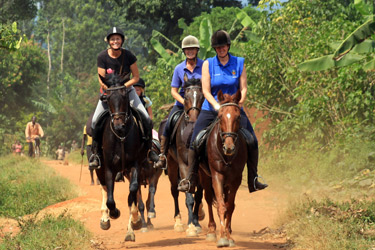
xmin=211 ymin=30 xmax=231 ymax=48
xmin=106 ymin=27 xmax=125 ymax=45
xmin=133 ymin=78 xmax=145 ymax=88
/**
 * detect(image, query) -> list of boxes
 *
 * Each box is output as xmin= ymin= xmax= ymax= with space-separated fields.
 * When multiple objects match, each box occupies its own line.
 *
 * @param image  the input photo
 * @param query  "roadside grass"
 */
xmin=0 ymin=155 xmax=92 ymax=249
xmin=260 ymin=137 xmax=375 ymax=249
xmin=0 ymin=212 xmax=92 ymax=250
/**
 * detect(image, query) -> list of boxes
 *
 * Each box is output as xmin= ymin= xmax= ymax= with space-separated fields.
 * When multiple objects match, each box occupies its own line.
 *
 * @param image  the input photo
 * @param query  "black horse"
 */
xmin=95 ymin=73 xmax=148 ymax=241
xmin=159 ymin=75 xmax=205 ymax=236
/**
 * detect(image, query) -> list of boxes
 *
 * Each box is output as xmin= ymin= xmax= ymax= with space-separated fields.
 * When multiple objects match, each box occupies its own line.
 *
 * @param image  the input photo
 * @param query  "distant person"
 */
xmin=11 ymin=140 xmax=17 ymax=155
xmin=81 ymin=125 xmax=99 ymax=185
xmin=71 ymin=140 xmax=78 ymax=152
xmin=15 ymin=141 xmax=23 ymax=156
xmin=25 ymin=116 xmax=44 ymax=157
xmin=55 ymin=145 xmax=65 ymax=160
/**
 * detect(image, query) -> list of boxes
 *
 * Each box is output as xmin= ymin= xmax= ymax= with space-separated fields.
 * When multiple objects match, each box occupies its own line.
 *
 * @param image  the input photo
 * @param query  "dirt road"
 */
xmin=38 ymin=159 xmax=286 ymax=249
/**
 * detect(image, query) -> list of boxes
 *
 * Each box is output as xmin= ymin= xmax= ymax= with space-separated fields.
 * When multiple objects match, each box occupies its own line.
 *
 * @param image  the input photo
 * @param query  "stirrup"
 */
xmin=89 ymin=154 xmax=101 ymax=169
xmin=177 ymin=178 xmax=191 ymax=192
xmin=154 ymin=154 xmax=167 ymax=170
xmin=254 ymin=175 xmax=267 ymax=191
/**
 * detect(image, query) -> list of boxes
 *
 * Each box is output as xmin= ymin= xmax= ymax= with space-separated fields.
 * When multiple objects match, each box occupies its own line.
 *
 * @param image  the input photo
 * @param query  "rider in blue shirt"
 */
xmin=178 ymin=30 xmax=268 ymax=193
xmin=154 ymin=35 xmax=204 ymax=169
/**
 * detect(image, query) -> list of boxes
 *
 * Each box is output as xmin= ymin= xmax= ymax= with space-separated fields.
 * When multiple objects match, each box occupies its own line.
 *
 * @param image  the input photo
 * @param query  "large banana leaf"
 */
xmin=363 ymin=57 xmax=375 ymax=70
xmin=199 ymin=17 xmax=212 ymax=50
xmin=333 ymin=19 xmax=375 ymax=60
xmin=354 ymin=0 xmax=372 ymax=16
xmin=298 ymin=54 xmax=365 ymax=71
xmin=236 ymin=10 xmax=257 ymax=30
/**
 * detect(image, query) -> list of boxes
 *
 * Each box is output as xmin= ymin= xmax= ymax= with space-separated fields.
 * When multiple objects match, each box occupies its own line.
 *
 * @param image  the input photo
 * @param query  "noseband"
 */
xmin=218 ymin=103 xmax=241 ymax=145
xmin=184 ymin=86 xmax=202 ymax=119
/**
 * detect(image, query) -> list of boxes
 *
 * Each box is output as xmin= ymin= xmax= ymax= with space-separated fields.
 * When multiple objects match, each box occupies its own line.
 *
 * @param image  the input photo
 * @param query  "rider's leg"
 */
xmin=128 ymin=87 xmax=159 ymax=162
xmin=28 ymin=142 xmax=33 ymax=157
xmin=89 ymin=99 xmax=107 ymax=169
xmin=154 ymin=105 xmax=183 ymax=169
xmin=240 ymin=110 xmax=268 ymax=192
xmin=178 ymin=110 xmax=215 ymax=192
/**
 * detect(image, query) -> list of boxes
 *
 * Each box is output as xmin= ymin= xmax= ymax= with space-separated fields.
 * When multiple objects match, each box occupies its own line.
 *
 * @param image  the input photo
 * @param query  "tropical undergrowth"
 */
xmin=260 ymin=134 xmax=375 ymax=250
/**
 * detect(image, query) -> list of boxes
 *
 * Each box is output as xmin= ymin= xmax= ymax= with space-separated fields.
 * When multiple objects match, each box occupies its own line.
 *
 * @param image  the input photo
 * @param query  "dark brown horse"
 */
xmin=95 ymin=73 xmax=147 ymax=241
xmin=159 ymin=75 xmax=205 ymax=236
xmin=199 ymin=89 xmax=247 ymax=247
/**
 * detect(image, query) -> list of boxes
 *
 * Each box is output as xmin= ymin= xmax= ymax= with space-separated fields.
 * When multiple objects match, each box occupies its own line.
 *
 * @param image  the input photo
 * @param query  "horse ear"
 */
xmin=233 ymin=89 xmax=241 ymax=104
xmin=217 ymin=90 xmax=224 ymax=103
xmin=99 ymin=74 xmax=108 ymax=88
xmin=183 ymin=73 xmax=188 ymax=83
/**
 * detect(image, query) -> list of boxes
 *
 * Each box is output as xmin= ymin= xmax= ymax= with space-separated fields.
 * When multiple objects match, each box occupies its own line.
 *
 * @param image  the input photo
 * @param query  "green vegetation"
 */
xmin=0 ymin=213 xmax=92 ymax=250
xmin=260 ymin=137 xmax=375 ymax=249
xmin=0 ymin=155 xmax=77 ymax=217
xmin=0 ymin=155 xmax=91 ymax=249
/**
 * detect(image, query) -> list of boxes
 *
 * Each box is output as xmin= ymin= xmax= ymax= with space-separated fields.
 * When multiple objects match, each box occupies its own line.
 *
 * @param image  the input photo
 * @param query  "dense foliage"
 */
xmin=0 ymin=0 xmax=374 ymax=155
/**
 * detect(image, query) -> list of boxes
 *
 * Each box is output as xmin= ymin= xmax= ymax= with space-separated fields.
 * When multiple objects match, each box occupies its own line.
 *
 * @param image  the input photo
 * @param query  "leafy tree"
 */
xmin=0 ymin=0 xmax=37 ymax=23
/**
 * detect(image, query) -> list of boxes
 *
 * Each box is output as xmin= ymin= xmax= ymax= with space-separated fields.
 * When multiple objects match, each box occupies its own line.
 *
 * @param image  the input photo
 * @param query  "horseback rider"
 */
xmin=133 ymin=78 xmax=154 ymax=119
xmin=154 ymin=35 xmax=204 ymax=170
xmin=177 ymin=30 xmax=268 ymax=193
xmin=89 ymin=27 xmax=159 ymax=169
xmin=25 ymin=116 xmax=44 ymax=157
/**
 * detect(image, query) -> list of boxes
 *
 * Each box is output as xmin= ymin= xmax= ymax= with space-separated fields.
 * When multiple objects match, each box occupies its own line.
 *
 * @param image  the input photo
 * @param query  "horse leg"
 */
xmin=99 ymin=185 xmax=111 ymax=230
xmin=137 ymin=187 xmax=148 ymax=233
xmin=185 ymin=192 xmax=198 ymax=237
xmin=204 ymin=183 xmax=217 ymax=242
xmin=168 ymin=160 xmax=184 ymax=232
xmin=192 ymin=186 xmax=204 ymax=233
xmin=146 ymin=176 xmax=157 ymax=219
xmin=225 ymin=187 xmax=238 ymax=247
xmin=125 ymin=167 xmax=142 ymax=241
xmin=105 ymin=169 xmax=120 ymax=220
xmin=211 ymin=173 xmax=229 ymax=248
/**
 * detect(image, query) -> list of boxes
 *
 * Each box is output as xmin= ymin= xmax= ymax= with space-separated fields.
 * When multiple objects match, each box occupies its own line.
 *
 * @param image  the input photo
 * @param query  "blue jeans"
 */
xmin=189 ymin=109 xmax=258 ymax=148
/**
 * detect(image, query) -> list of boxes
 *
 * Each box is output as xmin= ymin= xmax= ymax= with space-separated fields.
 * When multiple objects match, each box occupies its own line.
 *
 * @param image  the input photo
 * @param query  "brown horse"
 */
xmin=199 ymin=89 xmax=247 ymax=247
xmin=95 ymin=73 xmax=147 ymax=242
xmin=159 ymin=75 xmax=205 ymax=236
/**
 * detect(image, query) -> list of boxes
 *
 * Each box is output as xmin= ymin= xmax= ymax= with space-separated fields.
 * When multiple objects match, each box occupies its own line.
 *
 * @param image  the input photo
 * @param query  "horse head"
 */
xmin=183 ymin=74 xmax=204 ymax=122
xmin=99 ymin=73 xmax=131 ymax=130
xmin=217 ymin=89 xmax=242 ymax=156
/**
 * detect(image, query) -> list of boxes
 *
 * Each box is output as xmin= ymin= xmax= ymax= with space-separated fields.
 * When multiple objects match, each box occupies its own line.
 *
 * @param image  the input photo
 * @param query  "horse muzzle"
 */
xmin=223 ymin=143 xmax=235 ymax=156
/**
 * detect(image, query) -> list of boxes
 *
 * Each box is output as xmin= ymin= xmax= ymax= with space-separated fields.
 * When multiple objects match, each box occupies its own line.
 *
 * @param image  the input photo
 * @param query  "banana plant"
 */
xmin=298 ymin=0 xmax=375 ymax=71
xmin=0 ymin=22 xmax=23 ymax=51
xmin=151 ymin=10 xmax=260 ymax=61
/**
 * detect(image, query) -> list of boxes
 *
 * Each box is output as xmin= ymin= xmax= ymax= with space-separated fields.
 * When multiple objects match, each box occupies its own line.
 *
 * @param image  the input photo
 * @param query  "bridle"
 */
xmin=106 ymin=85 xmax=132 ymax=141
xmin=184 ymin=86 xmax=202 ymax=120
xmin=216 ymin=102 xmax=241 ymax=166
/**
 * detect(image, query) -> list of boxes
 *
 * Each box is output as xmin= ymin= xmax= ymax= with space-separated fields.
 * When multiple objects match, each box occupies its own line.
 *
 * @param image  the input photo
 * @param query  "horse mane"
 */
xmin=100 ymin=73 xmax=131 ymax=88
xmin=184 ymin=78 xmax=201 ymax=88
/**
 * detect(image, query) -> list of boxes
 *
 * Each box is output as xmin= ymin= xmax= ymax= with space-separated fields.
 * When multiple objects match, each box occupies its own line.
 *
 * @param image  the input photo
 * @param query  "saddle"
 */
xmin=168 ymin=110 xmax=184 ymax=143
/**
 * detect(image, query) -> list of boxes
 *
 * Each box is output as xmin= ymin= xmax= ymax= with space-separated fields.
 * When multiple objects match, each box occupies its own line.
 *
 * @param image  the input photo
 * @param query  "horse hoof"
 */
xmin=229 ymin=239 xmax=235 ymax=247
xmin=100 ymin=220 xmax=111 ymax=230
xmin=174 ymin=223 xmax=184 ymax=232
xmin=124 ymin=232 xmax=135 ymax=242
xmin=147 ymin=223 xmax=154 ymax=230
xmin=217 ymin=238 xmax=230 ymax=247
xmin=109 ymin=208 xmax=120 ymax=219
xmin=186 ymin=224 xmax=198 ymax=237
xmin=132 ymin=219 xmax=143 ymax=230
xmin=141 ymin=227 xmax=148 ymax=233
xmin=148 ymin=211 xmax=156 ymax=218
xmin=195 ymin=226 xmax=202 ymax=234
xmin=206 ymin=233 xmax=216 ymax=242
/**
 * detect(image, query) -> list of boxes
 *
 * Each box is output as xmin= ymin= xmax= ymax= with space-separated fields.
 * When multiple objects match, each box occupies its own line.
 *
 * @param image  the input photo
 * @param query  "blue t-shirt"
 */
xmin=202 ymin=53 xmax=244 ymax=111
xmin=171 ymin=58 xmax=204 ymax=107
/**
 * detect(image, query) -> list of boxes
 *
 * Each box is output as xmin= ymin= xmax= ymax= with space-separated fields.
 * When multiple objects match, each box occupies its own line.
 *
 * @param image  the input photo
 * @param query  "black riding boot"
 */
xmin=177 ymin=148 xmax=198 ymax=193
xmin=89 ymin=140 xmax=101 ymax=169
xmin=247 ymin=147 xmax=268 ymax=193
xmin=154 ymin=135 xmax=169 ymax=169
xmin=145 ymin=120 xmax=159 ymax=163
